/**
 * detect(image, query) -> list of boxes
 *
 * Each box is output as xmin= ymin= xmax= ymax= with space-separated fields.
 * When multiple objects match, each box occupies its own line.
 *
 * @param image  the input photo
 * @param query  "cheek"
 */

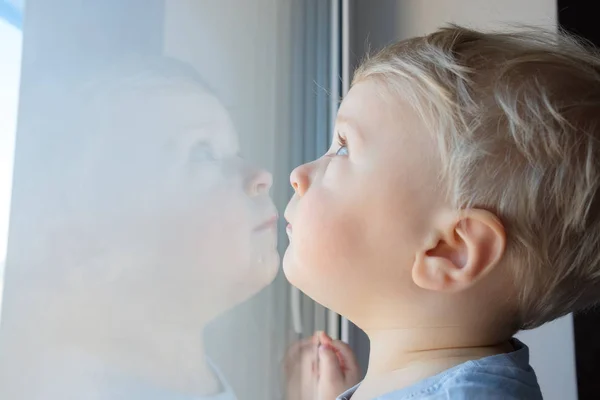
xmin=149 ymin=181 xmax=252 ymax=265
xmin=191 ymin=187 xmax=251 ymax=260
xmin=149 ymin=189 xmax=257 ymax=308
xmin=286 ymin=187 xmax=368 ymax=296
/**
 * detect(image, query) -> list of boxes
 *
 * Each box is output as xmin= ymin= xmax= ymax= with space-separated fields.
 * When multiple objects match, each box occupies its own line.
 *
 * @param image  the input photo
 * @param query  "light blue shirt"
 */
xmin=337 ymin=339 xmax=542 ymax=400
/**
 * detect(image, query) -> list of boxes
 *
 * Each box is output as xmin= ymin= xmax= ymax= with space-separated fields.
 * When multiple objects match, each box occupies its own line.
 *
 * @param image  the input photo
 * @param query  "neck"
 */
xmin=365 ymin=325 xmax=512 ymax=377
xmin=350 ymin=322 xmax=514 ymax=399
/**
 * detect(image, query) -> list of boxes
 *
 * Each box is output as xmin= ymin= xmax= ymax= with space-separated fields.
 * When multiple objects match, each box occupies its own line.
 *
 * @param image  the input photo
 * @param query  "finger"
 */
xmin=286 ymin=337 xmax=314 ymax=354
xmin=299 ymin=341 xmax=319 ymax=370
xmin=285 ymin=341 xmax=303 ymax=359
xmin=317 ymin=331 xmax=333 ymax=346
xmin=284 ymin=338 xmax=309 ymax=366
xmin=312 ymin=331 xmax=324 ymax=345
xmin=318 ymin=345 xmax=344 ymax=382
xmin=284 ymin=338 xmax=316 ymax=372
xmin=330 ymin=340 xmax=360 ymax=374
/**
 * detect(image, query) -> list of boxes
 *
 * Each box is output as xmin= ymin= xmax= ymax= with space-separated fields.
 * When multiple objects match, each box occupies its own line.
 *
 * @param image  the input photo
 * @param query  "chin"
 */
xmin=228 ymin=250 xmax=281 ymax=305
xmin=282 ymin=243 xmax=318 ymax=291
xmin=281 ymin=249 xmax=297 ymax=286
xmin=283 ymin=252 xmax=350 ymax=316
xmin=255 ymin=250 xmax=281 ymax=288
xmin=282 ymin=252 xmax=312 ymax=296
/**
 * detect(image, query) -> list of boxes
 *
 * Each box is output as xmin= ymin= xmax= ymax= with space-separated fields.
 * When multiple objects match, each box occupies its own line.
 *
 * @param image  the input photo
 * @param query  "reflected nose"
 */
xmin=245 ymin=166 xmax=273 ymax=197
xmin=290 ymin=162 xmax=312 ymax=197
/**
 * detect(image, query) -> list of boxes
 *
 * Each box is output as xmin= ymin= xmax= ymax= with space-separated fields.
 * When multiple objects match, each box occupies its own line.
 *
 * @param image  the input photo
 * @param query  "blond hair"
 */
xmin=354 ymin=25 xmax=600 ymax=330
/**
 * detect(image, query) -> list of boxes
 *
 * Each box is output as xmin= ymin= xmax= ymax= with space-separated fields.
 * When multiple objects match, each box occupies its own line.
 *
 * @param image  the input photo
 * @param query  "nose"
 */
xmin=290 ymin=162 xmax=312 ymax=196
xmin=245 ymin=166 xmax=273 ymax=197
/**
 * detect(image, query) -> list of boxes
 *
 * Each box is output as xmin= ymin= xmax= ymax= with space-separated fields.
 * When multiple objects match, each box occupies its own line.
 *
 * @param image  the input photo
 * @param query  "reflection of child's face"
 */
xmin=283 ymin=80 xmax=443 ymax=323
xmin=73 ymin=83 xmax=279 ymax=320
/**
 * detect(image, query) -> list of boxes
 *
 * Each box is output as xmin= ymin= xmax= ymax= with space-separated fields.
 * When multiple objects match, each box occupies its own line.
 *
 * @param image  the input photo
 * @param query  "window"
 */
xmin=0 ymin=2 xmax=343 ymax=399
xmin=0 ymin=0 xmax=22 ymax=313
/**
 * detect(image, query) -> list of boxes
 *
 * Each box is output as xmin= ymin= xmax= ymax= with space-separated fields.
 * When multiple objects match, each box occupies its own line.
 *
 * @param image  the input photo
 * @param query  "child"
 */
xmin=283 ymin=25 xmax=600 ymax=399
xmin=0 ymin=58 xmax=279 ymax=399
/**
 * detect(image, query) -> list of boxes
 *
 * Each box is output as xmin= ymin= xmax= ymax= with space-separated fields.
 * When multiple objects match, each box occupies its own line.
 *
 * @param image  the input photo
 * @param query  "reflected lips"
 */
xmin=254 ymin=216 xmax=278 ymax=231
xmin=286 ymin=224 xmax=292 ymax=236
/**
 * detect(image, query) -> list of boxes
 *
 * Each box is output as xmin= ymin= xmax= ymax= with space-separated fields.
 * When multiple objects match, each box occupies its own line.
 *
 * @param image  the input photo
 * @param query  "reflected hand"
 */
xmin=284 ymin=332 xmax=361 ymax=400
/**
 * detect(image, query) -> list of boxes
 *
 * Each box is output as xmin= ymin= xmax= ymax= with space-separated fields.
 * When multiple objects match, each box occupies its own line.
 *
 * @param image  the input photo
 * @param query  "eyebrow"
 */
xmin=176 ymin=124 xmax=241 ymax=154
xmin=335 ymin=116 xmax=362 ymax=140
xmin=336 ymin=115 xmax=352 ymax=126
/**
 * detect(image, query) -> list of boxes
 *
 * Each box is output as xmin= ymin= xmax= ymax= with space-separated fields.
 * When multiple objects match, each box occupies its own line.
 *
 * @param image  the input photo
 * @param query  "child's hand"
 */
xmin=284 ymin=332 xmax=361 ymax=400
xmin=284 ymin=335 xmax=318 ymax=400
xmin=316 ymin=331 xmax=362 ymax=399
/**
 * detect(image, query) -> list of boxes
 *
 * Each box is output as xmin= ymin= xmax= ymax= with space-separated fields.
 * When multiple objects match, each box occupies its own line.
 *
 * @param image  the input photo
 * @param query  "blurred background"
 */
xmin=0 ymin=1 xmax=595 ymax=399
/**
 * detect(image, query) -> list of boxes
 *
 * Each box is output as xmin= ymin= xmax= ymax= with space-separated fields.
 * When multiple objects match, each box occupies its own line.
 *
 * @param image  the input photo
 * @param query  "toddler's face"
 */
xmin=58 ymin=83 xmax=279 ymax=323
xmin=284 ymin=80 xmax=444 ymax=323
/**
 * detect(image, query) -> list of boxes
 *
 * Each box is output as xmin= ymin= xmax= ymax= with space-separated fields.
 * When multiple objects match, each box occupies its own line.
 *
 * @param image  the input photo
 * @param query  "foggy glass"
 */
xmin=0 ymin=1 xmax=338 ymax=399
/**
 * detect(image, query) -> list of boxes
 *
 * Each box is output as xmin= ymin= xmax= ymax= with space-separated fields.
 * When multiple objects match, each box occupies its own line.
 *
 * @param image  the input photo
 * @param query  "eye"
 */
xmin=189 ymin=141 xmax=216 ymax=162
xmin=335 ymin=134 xmax=349 ymax=156
xmin=336 ymin=145 xmax=349 ymax=156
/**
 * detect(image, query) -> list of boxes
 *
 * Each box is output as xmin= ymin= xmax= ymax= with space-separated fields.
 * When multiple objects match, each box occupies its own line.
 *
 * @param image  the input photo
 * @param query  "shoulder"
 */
xmin=377 ymin=367 xmax=542 ymax=400
xmin=379 ymin=340 xmax=543 ymax=400
xmin=408 ymin=358 xmax=543 ymax=400
xmin=428 ymin=366 xmax=543 ymax=399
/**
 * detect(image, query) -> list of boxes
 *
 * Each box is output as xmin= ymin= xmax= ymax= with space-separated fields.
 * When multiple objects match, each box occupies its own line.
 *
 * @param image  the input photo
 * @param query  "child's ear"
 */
xmin=412 ymin=209 xmax=506 ymax=292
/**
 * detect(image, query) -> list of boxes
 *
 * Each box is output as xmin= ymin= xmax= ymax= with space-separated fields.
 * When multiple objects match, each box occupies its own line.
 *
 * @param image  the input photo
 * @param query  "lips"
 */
xmin=254 ymin=215 xmax=278 ymax=231
xmin=284 ymin=211 xmax=293 ymax=236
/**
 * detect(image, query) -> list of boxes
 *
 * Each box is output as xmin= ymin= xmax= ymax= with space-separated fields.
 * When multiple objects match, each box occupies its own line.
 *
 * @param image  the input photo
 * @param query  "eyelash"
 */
xmin=334 ymin=132 xmax=349 ymax=157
